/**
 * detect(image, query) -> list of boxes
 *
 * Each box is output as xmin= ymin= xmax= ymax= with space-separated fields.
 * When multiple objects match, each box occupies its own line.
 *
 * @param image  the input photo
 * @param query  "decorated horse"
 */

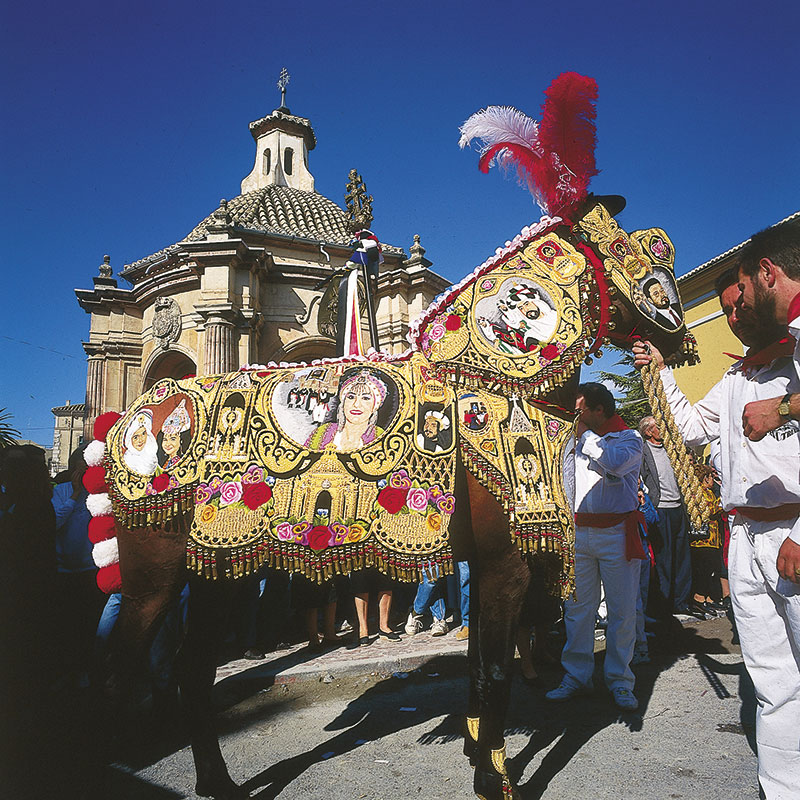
xmin=82 ymin=74 xmax=702 ymax=800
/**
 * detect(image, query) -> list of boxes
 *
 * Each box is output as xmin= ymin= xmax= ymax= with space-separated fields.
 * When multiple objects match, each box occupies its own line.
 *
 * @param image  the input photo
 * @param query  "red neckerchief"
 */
xmin=724 ymin=336 xmax=795 ymax=367
xmin=594 ymin=414 xmax=629 ymax=436
xmin=787 ymin=291 xmax=800 ymax=326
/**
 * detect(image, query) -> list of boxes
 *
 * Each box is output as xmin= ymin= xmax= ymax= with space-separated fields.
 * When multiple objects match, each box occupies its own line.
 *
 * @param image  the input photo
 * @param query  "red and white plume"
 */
xmin=458 ymin=72 xmax=599 ymax=216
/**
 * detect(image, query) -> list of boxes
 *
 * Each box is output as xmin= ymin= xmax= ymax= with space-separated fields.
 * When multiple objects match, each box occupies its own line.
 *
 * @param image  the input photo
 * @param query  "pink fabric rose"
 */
xmin=429 ymin=322 xmax=446 ymax=342
xmin=275 ymin=522 xmax=293 ymax=541
xmin=219 ymin=481 xmax=243 ymax=506
xmin=406 ymin=487 xmax=429 ymax=513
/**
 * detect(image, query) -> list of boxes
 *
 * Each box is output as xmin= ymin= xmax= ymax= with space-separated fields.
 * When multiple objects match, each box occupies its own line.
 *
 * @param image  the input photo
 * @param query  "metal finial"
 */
xmin=277 ymin=67 xmax=290 ymax=109
xmin=344 ymin=169 xmax=374 ymax=231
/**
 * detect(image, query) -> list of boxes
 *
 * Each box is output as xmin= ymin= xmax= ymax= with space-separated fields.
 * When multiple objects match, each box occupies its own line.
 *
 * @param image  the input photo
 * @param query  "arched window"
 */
xmin=262 ymin=148 xmax=271 ymax=175
xmin=283 ymin=147 xmax=293 ymax=176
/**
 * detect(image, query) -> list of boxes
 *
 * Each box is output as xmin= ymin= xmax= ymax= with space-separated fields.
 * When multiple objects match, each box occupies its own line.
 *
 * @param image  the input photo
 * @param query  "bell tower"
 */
xmin=240 ymin=68 xmax=316 ymax=193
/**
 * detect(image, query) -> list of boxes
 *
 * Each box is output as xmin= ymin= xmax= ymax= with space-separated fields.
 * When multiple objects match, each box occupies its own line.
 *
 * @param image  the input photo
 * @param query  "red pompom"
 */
xmin=96 ymin=562 xmax=122 ymax=594
xmin=83 ymin=465 xmax=108 ymax=494
xmin=151 ymin=473 xmax=170 ymax=493
xmin=377 ymin=486 xmax=408 ymax=515
xmin=445 ymin=314 xmax=462 ymax=331
xmin=93 ymin=412 xmax=122 ymax=442
xmin=88 ymin=515 xmax=116 ymax=544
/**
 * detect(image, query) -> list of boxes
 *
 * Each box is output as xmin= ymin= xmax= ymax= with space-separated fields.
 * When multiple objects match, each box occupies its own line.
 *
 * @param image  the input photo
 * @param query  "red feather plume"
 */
xmin=537 ymin=72 xmax=599 ymax=214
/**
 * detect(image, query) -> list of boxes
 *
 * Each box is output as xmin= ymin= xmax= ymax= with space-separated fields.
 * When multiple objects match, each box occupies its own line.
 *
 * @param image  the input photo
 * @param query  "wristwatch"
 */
xmin=778 ymin=392 xmax=793 ymax=420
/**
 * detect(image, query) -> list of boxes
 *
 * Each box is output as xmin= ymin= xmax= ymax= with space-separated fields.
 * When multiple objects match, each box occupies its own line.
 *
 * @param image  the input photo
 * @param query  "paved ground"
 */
xmin=93 ymin=613 xmax=759 ymax=800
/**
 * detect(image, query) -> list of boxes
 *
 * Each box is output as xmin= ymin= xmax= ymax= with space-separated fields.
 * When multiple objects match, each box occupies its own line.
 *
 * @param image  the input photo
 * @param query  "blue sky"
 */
xmin=2 ymin=0 xmax=798 ymax=446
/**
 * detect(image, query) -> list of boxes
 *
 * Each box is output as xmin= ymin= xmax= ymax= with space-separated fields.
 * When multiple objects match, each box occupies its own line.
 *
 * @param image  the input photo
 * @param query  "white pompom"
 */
xmin=83 ymin=439 xmax=106 ymax=467
xmin=86 ymin=492 xmax=113 ymax=517
xmin=92 ymin=537 xmax=119 ymax=568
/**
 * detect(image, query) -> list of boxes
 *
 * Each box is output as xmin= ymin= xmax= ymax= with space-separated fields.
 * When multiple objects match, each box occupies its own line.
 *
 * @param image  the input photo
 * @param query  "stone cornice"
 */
xmin=248 ymin=108 xmax=317 ymax=150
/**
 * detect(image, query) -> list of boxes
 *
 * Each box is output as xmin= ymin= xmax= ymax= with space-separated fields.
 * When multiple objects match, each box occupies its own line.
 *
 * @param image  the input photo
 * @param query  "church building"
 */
xmin=75 ymin=92 xmax=448 ymax=438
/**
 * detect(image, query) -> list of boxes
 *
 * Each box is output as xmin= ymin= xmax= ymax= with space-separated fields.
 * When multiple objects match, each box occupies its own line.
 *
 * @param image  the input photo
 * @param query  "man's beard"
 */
xmin=752 ymin=278 xmax=777 ymax=324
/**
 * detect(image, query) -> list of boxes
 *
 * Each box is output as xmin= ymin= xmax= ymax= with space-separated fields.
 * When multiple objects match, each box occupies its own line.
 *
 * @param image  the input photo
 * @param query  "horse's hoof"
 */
xmin=195 ymin=777 xmax=247 ymax=799
xmin=474 ymin=769 xmax=519 ymax=800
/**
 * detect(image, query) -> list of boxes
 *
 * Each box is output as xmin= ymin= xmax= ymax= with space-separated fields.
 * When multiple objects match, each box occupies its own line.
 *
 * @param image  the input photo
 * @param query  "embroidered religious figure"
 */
xmin=157 ymin=399 xmax=192 ymax=469
xmin=123 ymin=409 xmax=158 ymax=475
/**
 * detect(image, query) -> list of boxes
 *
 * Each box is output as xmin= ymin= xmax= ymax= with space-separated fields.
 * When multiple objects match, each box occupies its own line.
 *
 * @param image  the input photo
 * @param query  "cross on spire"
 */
xmin=277 ymin=67 xmax=290 ymax=111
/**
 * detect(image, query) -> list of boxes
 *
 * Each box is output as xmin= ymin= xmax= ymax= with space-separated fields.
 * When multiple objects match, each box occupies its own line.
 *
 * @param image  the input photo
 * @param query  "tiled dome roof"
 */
xmin=123 ymin=186 xmax=402 ymax=273
xmin=186 ymin=186 xmax=354 ymax=244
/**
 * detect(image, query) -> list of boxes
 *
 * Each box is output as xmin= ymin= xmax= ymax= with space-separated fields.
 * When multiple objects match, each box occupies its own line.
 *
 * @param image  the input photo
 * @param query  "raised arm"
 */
xmin=632 ymin=340 xmax=722 ymax=447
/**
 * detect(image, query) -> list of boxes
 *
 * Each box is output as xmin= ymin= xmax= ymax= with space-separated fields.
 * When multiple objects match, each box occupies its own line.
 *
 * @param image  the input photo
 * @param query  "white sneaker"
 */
xmin=430 ymin=618 xmax=449 ymax=636
xmin=404 ymin=611 xmax=423 ymax=636
xmin=545 ymin=679 xmax=591 ymax=702
xmin=611 ymin=687 xmax=639 ymax=711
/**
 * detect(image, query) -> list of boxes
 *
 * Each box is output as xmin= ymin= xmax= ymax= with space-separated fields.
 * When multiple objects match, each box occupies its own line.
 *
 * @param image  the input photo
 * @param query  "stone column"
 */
xmin=84 ymin=357 xmax=104 ymax=438
xmin=204 ymin=317 xmax=237 ymax=374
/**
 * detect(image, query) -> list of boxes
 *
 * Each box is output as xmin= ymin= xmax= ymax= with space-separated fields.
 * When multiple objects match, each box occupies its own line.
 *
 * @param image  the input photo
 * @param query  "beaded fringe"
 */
xmin=185 ymin=537 xmax=454 ymax=584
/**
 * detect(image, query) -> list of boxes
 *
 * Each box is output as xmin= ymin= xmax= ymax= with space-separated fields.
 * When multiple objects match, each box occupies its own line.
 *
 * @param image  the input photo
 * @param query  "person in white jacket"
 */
xmin=633 ymin=250 xmax=800 ymax=799
xmin=546 ymin=382 xmax=644 ymax=712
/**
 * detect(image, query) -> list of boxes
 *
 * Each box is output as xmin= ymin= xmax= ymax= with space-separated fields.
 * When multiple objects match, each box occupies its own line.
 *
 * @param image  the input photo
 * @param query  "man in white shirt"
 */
xmin=546 ymin=383 xmax=644 ymax=712
xmin=633 ymin=259 xmax=800 ymax=799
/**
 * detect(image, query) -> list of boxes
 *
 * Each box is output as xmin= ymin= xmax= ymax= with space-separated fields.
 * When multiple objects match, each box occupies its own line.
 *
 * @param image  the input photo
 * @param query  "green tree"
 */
xmin=596 ymin=347 xmax=651 ymax=428
xmin=0 ymin=408 xmax=20 ymax=449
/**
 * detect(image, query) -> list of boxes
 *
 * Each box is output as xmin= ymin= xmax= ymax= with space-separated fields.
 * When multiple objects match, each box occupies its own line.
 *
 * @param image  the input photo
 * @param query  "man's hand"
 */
xmin=742 ymin=396 xmax=784 ymax=442
xmin=776 ymin=537 xmax=800 ymax=584
xmin=632 ymin=340 xmax=664 ymax=370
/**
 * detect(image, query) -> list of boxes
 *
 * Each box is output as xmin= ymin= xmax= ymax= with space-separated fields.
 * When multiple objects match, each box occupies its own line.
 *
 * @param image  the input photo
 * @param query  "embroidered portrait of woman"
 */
xmin=122 ymin=408 xmax=159 ymax=475
xmin=305 ymin=369 xmax=389 ymax=452
xmin=156 ymin=399 xmax=192 ymax=469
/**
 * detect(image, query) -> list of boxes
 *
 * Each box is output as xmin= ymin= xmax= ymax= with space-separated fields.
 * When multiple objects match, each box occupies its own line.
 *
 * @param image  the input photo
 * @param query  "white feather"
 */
xmin=458 ymin=106 xmax=541 ymax=156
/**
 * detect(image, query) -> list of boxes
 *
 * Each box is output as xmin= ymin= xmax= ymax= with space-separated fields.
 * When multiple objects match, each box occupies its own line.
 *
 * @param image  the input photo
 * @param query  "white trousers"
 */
xmin=729 ymin=515 xmax=800 ymax=800
xmin=562 ymin=524 xmax=640 ymax=691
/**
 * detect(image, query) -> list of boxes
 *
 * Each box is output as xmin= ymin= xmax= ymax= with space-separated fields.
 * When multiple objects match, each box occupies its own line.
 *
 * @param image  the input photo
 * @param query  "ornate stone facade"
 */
xmin=76 ymin=102 xmax=449 ymax=437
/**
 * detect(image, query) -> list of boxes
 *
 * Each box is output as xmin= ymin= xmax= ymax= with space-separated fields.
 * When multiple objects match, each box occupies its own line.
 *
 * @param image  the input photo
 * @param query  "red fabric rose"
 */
xmin=97 ymin=562 xmax=121 ymax=594
xmin=93 ymin=412 xmax=122 ymax=442
xmin=541 ymin=344 xmax=560 ymax=361
xmin=151 ymin=473 xmax=170 ymax=493
xmin=83 ymin=465 xmax=108 ymax=494
xmin=308 ymin=525 xmax=332 ymax=551
xmin=88 ymin=515 xmax=116 ymax=543
xmin=377 ymin=486 xmax=408 ymax=514
xmin=445 ymin=314 xmax=462 ymax=331
xmin=242 ymin=481 xmax=272 ymax=510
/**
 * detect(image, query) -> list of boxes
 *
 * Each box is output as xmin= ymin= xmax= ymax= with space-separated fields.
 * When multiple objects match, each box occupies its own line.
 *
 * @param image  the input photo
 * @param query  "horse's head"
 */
xmin=409 ymin=197 xmax=694 ymax=412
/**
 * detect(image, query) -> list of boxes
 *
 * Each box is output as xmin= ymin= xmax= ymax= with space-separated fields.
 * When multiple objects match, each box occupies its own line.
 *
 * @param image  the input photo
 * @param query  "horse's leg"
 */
xmin=112 ymin=523 xmax=188 ymax=693
xmin=177 ymin=574 xmax=246 ymax=800
xmin=467 ymin=473 xmax=531 ymax=800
